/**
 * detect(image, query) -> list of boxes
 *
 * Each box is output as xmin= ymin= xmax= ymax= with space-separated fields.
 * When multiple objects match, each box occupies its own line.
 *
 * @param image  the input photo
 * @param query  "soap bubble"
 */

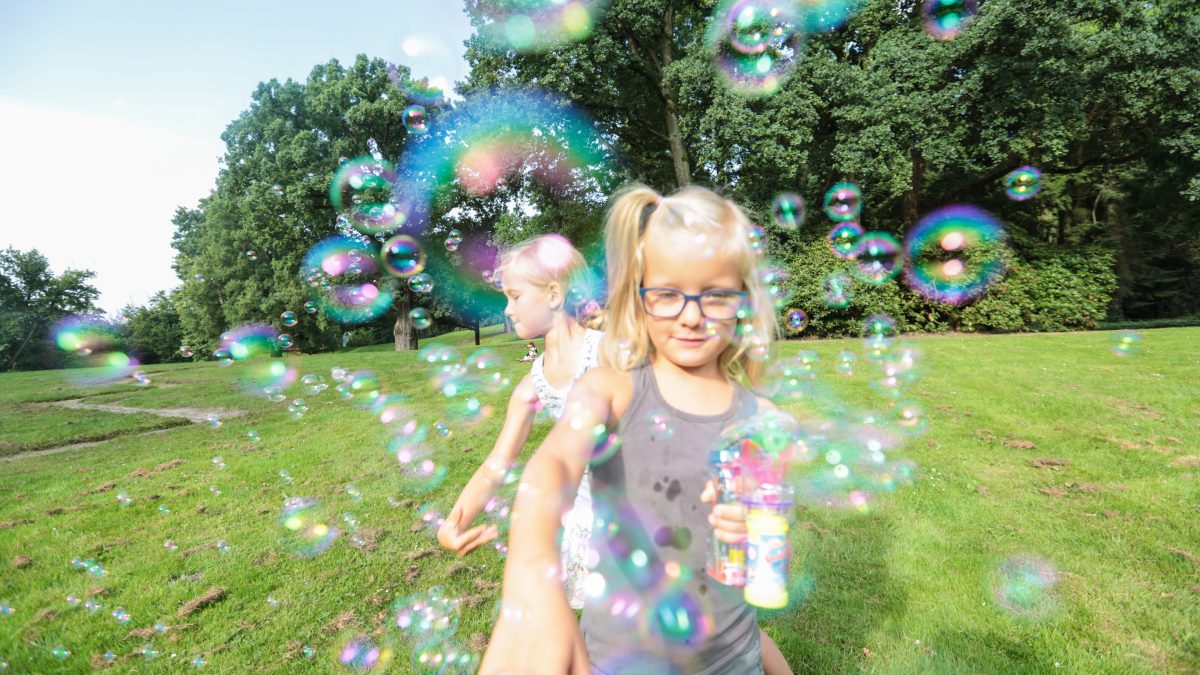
xmin=408 ymin=273 xmax=434 ymax=293
xmin=828 ymin=222 xmax=864 ymax=259
xmin=180 ymin=345 xmax=193 ymax=358
xmin=304 ymin=300 xmax=318 ymax=314
xmin=822 ymin=271 xmax=853 ymax=308
xmin=51 ymin=316 xmax=138 ymax=385
xmin=1004 ymin=166 xmax=1042 ymax=201
xmin=647 ymin=410 xmax=675 ymax=442
xmin=992 ymin=555 xmax=1060 ymax=619
xmin=823 ymin=182 xmax=862 ymax=222
xmin=1111 ymin=330 xmax=1141 ymax=356
xmin=904 ymin=204 xmax=1007 ymax=305
xmin=51 ymin=646 xmax=70 ymax=660
xmin=924 ymin=0 xmax=979 ymax=40
xmin=382 ymin=235 xmax=426 ymax=278
xmin=277 ymin=334 xmax=294 ymax=349
xmin=474 ymin=0 xmax=608 ymax=52
xmin=410 ymin=308 xmax=432 ymax=330
xmin=338 ymin=635 xmax=390 ymax=671
xmin=786 ymin=310 xmax=808 ymax=332
xmin=280 ymin=497 xmax=339 ymax=557
xmin=403 ymin=105 xmax=429 ymax=134
xmin=771 ymin=193 xmax=805 ymax=230
xmin=281 ymin=311 xmax=298 ymax=327
xmin=330 ymin=157 xmax=404 ymax=236
xmin=302 ymin=236 xmax=395 ymax=325
xmin=708 ymin=0 xmax=804 ymax=96
xmin=852 ymin=232 xmax=903 ymax=284
xmin=245 ymin=249 xmax=258 ymax=261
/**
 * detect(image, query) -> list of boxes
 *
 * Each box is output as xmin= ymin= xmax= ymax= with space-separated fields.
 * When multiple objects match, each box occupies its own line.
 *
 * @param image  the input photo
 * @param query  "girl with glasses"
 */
xmin=481 ymin=185 xmax=791 ymax=674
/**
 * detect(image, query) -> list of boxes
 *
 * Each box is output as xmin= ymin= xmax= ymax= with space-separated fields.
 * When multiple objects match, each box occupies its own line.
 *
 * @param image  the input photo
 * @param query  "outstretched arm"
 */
xmin=438 ymin=375 xmax=538 ymax=556
xmin=480 ymin=370 xmax=616 ymax=675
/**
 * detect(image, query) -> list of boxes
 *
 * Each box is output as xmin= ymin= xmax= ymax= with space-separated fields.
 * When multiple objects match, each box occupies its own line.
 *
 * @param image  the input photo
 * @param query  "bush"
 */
xmin=777 ymin=237 xmax=1117 ymax=336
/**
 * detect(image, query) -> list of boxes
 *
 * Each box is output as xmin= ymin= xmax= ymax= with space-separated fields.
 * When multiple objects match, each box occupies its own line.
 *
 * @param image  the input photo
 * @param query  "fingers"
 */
xmin=708 ymin=502 xmax=748 ymax=543
xmin=455 ymin=524 xmax=500 ymax=556
xmin=700 ymin=479 xmax=716 ymax=504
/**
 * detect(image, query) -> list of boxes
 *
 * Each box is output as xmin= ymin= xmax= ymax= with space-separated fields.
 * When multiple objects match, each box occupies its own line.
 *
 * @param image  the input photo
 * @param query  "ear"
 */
xmin=544 ymin=282 xmax=564 ymax=311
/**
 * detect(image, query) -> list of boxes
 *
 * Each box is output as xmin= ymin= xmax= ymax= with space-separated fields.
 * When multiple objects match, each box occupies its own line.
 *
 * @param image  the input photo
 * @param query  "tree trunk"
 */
xmin=473 ymin=320 xmax=481 ymax=346
xmin=660 ymin=0 xmax=691 ymax=188
xmin=1106 ymin=201 xmax=1134 ymax=320
xmin=6 ymin=317 xmax=39 ymax=371
xmin=393 ymin=292 xmax=416 ymax=351
xmin=902 ymin=149 xmax=925 ymax=227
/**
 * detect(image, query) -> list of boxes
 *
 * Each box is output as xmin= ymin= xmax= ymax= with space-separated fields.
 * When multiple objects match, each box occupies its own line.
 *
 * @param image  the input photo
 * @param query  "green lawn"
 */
xmin=0 ymin=327 xmax=1196 ymax=673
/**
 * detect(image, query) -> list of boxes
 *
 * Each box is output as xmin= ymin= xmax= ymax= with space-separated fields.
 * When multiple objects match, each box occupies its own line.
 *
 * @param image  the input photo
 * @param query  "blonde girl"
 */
xmin=437 ymin=233 xmax=603 ymax=610
xmin=481 ymin=185 xmax=792 ymax=674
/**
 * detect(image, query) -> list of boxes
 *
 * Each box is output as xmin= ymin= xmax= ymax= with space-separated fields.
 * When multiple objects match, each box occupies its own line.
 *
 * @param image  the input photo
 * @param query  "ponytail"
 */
xmin=600 ymin=184 xmax=661 ymax=371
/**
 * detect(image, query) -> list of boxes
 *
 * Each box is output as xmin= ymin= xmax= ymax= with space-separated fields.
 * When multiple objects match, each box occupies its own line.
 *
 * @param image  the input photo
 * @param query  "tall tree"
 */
xmin=0 ymin=248 xmax=100 ymax=371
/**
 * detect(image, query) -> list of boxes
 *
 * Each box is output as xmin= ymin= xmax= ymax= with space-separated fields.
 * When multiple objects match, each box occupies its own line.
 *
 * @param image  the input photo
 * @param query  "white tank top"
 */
xmin=529 ymin=328 xmax=604 ymax=420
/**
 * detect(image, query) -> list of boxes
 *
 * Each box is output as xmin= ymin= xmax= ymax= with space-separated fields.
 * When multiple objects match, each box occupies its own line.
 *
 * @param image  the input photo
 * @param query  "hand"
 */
xmin=701 ymin=479 xmax=748 ymax=544
xmin=480 ymin=594 xmax=590 ymax=675
xmin=436 ymin=505 xmax=500 ymax=557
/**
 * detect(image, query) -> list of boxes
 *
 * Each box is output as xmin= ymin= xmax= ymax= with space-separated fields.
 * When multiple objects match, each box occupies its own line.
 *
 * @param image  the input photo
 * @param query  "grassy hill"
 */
xmin=0 ymin=328 xmax=1196 ymax=673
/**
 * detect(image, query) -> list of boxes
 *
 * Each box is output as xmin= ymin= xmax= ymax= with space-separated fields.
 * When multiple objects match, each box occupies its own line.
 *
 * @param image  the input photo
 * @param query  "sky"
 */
xmin=0 ymin=0 xmax=474 ymax=314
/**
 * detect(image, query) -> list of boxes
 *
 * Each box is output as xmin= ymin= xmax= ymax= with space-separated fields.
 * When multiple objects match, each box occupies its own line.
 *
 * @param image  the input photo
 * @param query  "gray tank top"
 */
xmin=581 ymin=364 xmax=763 ymax=674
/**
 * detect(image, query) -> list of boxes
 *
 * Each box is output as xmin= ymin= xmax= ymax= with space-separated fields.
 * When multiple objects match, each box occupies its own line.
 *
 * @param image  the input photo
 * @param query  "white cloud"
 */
xmin=0 ymin=98 xmax=224 ymax=315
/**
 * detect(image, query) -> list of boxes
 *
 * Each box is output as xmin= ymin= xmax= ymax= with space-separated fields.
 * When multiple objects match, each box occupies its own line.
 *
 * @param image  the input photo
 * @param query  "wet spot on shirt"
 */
xmin=653 ymin=526 xmax=693 ymax=551
xmin=653 ymin=481 xmax=662 ymax=493
xmin=665 ymin=479 xmax=682 ymax=502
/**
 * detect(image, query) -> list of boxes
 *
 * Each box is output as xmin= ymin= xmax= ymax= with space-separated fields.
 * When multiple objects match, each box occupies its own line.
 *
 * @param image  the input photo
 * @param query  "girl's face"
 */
xmin=641 ymin=226 xmax=744 ymax=373
xmin=503 ymin=273 xmax=559 ymax=340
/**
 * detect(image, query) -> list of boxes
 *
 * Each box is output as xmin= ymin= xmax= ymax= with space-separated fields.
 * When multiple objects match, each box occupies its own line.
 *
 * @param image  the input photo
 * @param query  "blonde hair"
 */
xmin=600 ymin=183 xmax=778 ymax=387
xmin=497 ymin=234 xmax=602 ymax=327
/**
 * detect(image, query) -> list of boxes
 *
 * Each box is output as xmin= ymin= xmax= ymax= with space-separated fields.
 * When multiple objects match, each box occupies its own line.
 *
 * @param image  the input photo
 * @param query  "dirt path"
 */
xmin=1 ymin=400 xmax=248 ymax=462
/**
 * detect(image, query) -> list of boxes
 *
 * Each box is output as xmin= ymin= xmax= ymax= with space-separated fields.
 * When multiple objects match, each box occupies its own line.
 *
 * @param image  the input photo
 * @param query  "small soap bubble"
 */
xmin=277 ymin=334 xmax=294 ymax=349
xmin=382 ymin=235 xmax=426 ymax=278
xmin=281 ymin=311 xmax=298 ymax=327
xmin=302 ymin=645 xmax=316 ymax=659
xmin=822 ymin=271 xmax=853 ymax=308
xmin=771 ymin=193 xmax=805 ymax=230
xmin=410 ymin=308 xmax=432 ymax=330
xmin=140 ymin=645 xmax=159 ymax=659
xmin=0 ymin=603 xmax=11 ymax=616
xmin=85 ymin=598 xmax=102 ymax=613
xmin=304 ymin=300 xmax=319 ymax=314
xmin=158 ymin=504 xmax=171 ymax=514
xmin=247 ymin=430 xmax=261 ymax=443
xmin=206 ymin=414 xmax=222 ymax=428
xmin=116 ymin=491 xmax=133 ymax=507
xmin=1111 ymin=330 xmax=1140 ymax=357
xmin=103 ymin=651 xmax=115 ymax=661
xmin=266 ymin=595 xmax=281 ymax=608
xmin=1004 ymin=166 xmax=1042 ymax=201
xmin=165 ymin=539 xmax=178 ymax=551
xmin=828 ymin=222 xmax=864 ymax=259
xmin=823 ymin=182 xmax=862 ymax=222
xmin=210 ymin=484 xmax=221 ymax=496
xmin=853 ymin=232 xmax=903 ymax=284
xmin=786 ymin=310 xmax=808 ymax=332
xmin=212 ymin=456 xmax=226 ymax=470
xmin=279 ymin=469 xmax=294 ymax=484
xmin=271 ymin=184 xmax=284 ymax=196
xmin=746 ymin=224 xmax=767 ymax=256
xmin=65 ymin=595 xmax=81 ymax=606
xmin=408 ymin=273 xmax=434 ymax=293
xmin=87 ymin=563 xmax=107 ymax=577
xmin=112 ymin=608 xmax=131 ymax=624
xmin=245 ymin=249 xmax=258 ymax=261
xmin=993 ymin=555 xmax=1060 ymax=619
xmin=403 ymin=105 xmax=429 ymax=134
xmin=647 ymin=410 xmax=675 ymax=442
xmin=192 ymin=656 xmax=207 ymax=668
xmin=924 ymin=0 xmax=979 ymax=39
xmin=346 ymin=484 xmax=363 ymax=502
xmin=51 ymin=646 xmax=70 ymax=660
xmin=434 ymin=422 xmax=451 ymax=437
xmin=215 ymin=539 xmax=230 ymax=554
xmin=836 ymin=351 xmax=857 ymax=376
xmin=179 ymin=345 xmax=193 ymax=358
xmin=280 ymin=497 xmax=339 ymax=557
xmin=154 ymin=621 xmax=169 ymax=634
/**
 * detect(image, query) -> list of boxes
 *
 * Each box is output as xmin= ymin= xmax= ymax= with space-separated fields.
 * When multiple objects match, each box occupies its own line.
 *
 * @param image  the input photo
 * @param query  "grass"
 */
xmin=0 ymin=327 xmax=1197 ymax=673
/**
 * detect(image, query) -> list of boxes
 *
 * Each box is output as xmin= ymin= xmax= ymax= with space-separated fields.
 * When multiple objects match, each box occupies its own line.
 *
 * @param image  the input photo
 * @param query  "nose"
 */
xmin=677 ymin=295 xmax=703 ymax=326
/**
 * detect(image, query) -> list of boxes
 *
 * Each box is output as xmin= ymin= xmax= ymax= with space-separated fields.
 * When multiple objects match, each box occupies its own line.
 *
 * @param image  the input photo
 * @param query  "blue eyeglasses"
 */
xmin=638 ymin=287 xmax=748 ymax=320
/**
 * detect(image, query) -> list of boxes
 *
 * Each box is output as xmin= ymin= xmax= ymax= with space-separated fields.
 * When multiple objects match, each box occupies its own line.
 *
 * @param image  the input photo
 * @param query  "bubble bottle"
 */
xmin=743 ymin=481 xmax=794 ymax=609
xmin=706 ymin=439 xmax=749 ymax=586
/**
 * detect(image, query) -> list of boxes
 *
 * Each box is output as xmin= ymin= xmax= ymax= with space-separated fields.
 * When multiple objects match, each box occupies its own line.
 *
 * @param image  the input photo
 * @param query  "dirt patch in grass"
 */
xmin=1107 ymin=398 xmax=1166 ymax=421
xmin=177 ymin=587 xmax=226 ymax=618
xmin=1169 ymin=455 xmax=1200 ymax=468
xmin=81 ymin=481 xmax=118 ymax=495
xmin=1028 ymin=458 xmax=1070 ymax=469
xmin=1003 ymin=439 xmax=1038 ymax=449
xmin=12 ymin=555 xmax=32 ymax=569
xmin=0 ymin=519 xmax=32 ymax=529
xmin=1167 ymin=547 xmax=1200 ymax=568
xmin=322 ymin=610 xmax=358 ymax=634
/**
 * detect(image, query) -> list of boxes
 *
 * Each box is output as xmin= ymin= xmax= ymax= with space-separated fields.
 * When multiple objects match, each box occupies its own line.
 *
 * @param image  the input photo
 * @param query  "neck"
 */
xmin=542 ymin=314 xmax=585 ymax=357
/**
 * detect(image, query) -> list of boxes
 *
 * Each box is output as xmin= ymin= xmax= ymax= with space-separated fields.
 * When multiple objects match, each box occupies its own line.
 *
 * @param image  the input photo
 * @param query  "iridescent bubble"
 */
xmin=797 ymin=0 xmax=861 ymax=32
xmin=1111 ymin=330 xmax=1141 ymax=356
xmin=0 ymin=603 xmax=11 ymax=616
xmin=116 ymin=491 xmax=133 ymax=507
xmin=446 ymin=228 xmax=463 ymax=245
xmin=277 ymin=334 xmax=294 ymax=349
xmin=771 ymin=193 xmax=805 ymax=230
xmin=381 ymin=235 xmax=426 ymax=278
xmin=434 ymin=422 xmax=451 ymax=437
xmin=330 ymin=157 xmax=404 ymax=236
xmin=158 ymin=504 xmax=170 ymax=514
xmin=402 ymin=105 xmax=429 ymax=135
xmin=393 ymin=586 xmax=461 ymax=640
xmin=786 ymin=310 xmax=808 ymax=332
xmin=280 ymin=497 xmax=340 ymax=557
xmin=894 ymin=400 xmax=927 ymax=435
xmin=924 ymin=0 xmax=979 ymax=40
xmin=903 ymin=205 xmax=1007 ymax=305
xmin=192 ymin=656 xmax=206 ymax=668
xmin=179 ymin=345 xmax=193 ymax=358
xmin=301 ymin=373 xmax=329 ymax=396
xmin=444 ymin=238 xmax=460 ymax=252
xmin=590 ymin=426 xmax=623 ymax=467
xmin=1004 ymin=166 xmax=1042 ymax=201
xmin=338 ymin=635 xmax=389 ymax=671
xmin=822 ymin=271 xmax=853 ymax=308
xmin=410 ymin=308 xmax=432 ymax=330
xmin=302 ymin=645 xmax=316 ymax=659
xmin=746 ymin=224 xmax=767 ymax=256
xmin=708 ymin=0 xmax=804 ymax=96
xmin=992 ymin=555 xmax=1060 ymax=619
xmin=165 ymin=539 xmax=178 ymax=551
xmin=271 ymin=184 xmax=284 ymax=196
xmin=828 ymin=222 xmax=864 ymax=259
xmin=303 ymin=300 xmax=318 ymax=314
xmin=302 ymin=236 xmax=395 ymax=325
xmin=346 ymin=484 xmax=363 ymax=502
xmin=51 ymin=316 xmax=138 ymax=386
xmin=112 ymin=608 xmax=131 ymax=624
xmin=51 ymin=646 xmax=70 ymax=660
xmin=281 ymin=311 xmax=298 ymax=327
xmin=216 ymin=539 xmax=231 ymax=554
xmin=852 ymin=232 xmax=903 ymax=284
xmin=475 ymin=0 xmax=607 ymax=52
xmin=407 ymin=273 xmax=433 ymax=293
xmin=823 ymin=182 xmax=862 ymax=222
xmin=245 ymin=249 xmax=258 ymax=261
xmin=646 ymin=410 xmax=675 ymax=442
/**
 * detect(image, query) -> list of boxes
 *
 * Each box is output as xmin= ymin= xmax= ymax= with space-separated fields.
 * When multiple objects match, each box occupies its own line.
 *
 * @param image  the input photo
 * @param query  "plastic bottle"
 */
xmin=743 ymin=482 xmax=794 ymax=609
xmin=706 ymin=440 xmax=747 ymax=586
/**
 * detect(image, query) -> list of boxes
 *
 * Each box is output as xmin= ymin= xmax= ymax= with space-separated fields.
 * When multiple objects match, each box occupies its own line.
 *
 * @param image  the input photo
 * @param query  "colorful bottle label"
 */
xmin=744 ymin=507 xmax=790 ymax=609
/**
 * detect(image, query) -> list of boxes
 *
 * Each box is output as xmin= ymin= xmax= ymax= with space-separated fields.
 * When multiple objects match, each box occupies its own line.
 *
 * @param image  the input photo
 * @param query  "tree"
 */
xmin=0 ymin=247 xmax=100 ymax=371
xmin=120 ymin=291 xmax=185 ymax=365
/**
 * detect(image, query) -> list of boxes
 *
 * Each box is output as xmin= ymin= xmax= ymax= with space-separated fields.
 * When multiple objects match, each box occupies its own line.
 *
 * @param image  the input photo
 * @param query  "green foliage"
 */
xmin=120 ymin=291 xmax=185 ymax=365
xmin=0 ymin=247 xmax=100 ymax=371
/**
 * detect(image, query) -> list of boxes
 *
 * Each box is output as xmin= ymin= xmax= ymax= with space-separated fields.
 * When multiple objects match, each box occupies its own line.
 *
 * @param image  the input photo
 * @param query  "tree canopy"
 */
xmin=0 ymin=247 xmax=100 ymax=371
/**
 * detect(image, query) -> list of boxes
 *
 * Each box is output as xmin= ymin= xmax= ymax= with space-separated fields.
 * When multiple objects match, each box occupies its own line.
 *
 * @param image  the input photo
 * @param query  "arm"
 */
xmin=701 ymin=396 xmax=778 ymax=542
xmin=438 ymin=375 xmax=538 ymax=556
xmin=480 ymin=370 xmax=617 ymax=675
